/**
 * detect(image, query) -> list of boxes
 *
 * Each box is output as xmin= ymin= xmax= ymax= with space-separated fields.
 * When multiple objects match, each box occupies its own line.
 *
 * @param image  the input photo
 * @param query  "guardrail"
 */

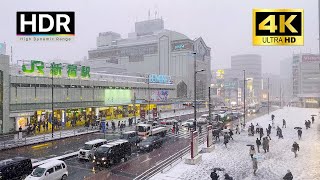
xmin=134 ymin=132 xmax=206 ymax=180
xmin=0 ymin=128 xmax=99 ymax=150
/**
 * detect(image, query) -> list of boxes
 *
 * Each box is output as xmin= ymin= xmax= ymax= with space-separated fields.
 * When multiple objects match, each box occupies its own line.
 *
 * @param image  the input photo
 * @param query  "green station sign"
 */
xmin=22 ymin=60 xmax=90 ymax=79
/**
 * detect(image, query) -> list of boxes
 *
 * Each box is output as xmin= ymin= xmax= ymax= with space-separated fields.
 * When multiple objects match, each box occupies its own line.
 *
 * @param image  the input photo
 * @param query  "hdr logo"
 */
xmin=252 ymin=9 xmax=304 ymax=46
xmin=16 ymin=11 xmax=75 ymax=42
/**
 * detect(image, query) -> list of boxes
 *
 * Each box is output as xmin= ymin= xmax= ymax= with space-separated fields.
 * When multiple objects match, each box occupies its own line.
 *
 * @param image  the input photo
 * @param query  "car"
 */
xmin=26 ymin=160 xmax=68 ymax=180
xmin=182 ymin=119 xmax=195 ymax=128
xmin=137 ymin=136 xmax=164 ymax=152
xmin=78 ymin=139 xmax=107 ymax=160
xmin=93 ymin=139 xmax=131 ymax=167
xmin=198 ymin=114 xmax=209 ymax=124
xmin=0 ymin=157 xmax=32 ymax=180
xmin=120 ymin=131 xmax=141 ymax=145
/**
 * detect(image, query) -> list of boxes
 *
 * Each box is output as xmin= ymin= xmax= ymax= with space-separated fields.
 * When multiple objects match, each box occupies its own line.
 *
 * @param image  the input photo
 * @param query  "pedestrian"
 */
xmin=235 ymin=125 xmax=240 ymax=134
xmin=311 ymin=116 xmax=315 ymax=124
xmin=106 ymin=121 xmax=109 ymax=129
xmin=276 ymin=126 xmax=280 ymax=136
xmin=224 ymin=173 xmax=233 ymax=180
xmin=256 ymin=138 xmax=261 ymax=153
xmin=268 ymin=124 xmax=272 ymax=133
xmin=292 ymin=142 xmax=299 ymax=158
xmin=118 ymin=121 xmax=120 ymax=128
xmin=259 ymin=128 xmax=264 ymax=140
xmin=223 ymin=133 xmax=229 ymax=147
xmin=256 ymin=123 xmax=260 ymax=134
xmin=187 ymin=123 xmax=190 ymax=131
xmin=266 ymin=128 xmax=272 ymax=140
xmin=45 ymin=121 xmax=48 ymax=131
xmin=229 ymin=129 xmax=234 ymax=140
xmin=250 ymin=123 xmax=255 ymax=135
xmin=305 ymin=120 xmax=308 ymax=129
xmin=262 ymin=137 xmax=269 ymax=153
xmin=252 ymin=157 xmax=258 ymax=176
xmin=283 ymin=170 xmax=293 ymax=180
xmin=249 ymin=146 xmax=256 ymax=159
xmin=210 ymin=170 xmax=219 ymax=180
xmin=199 ymin=126 xmax=202 ymax=134
xmin=282 ymin=119 xmax=286 ymax=128
xmin=307 ymin=120 xmax=311 ymax=128
xmin=278 ymin=128 xmax=284 ymax=139
xmin=271 ymin=114 xmax=275 ymax=120
xmin=172 ymin=125 xmax=175 ymax=134
xmin=213 ymin=130 xmax=220 ymax=142
xmin=297 ymin=129 xmax=302 ymax=140
xmin=176 ymin=124 xmax=179 ymax=134
xmin=19 ymin=126 xmax=22 ymax=132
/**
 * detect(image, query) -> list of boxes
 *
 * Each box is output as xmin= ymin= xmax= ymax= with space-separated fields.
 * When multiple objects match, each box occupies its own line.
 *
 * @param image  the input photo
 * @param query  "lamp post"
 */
xmin=192 ymin=52 xmax=205 ymax=131
xmin=243 ymin=70 xmax=246 ymax=125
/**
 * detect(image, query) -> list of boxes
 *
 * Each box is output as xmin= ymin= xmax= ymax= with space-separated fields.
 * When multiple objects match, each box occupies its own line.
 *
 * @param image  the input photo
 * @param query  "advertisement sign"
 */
xmin=191 ymin=131 xmax=199 ymax=159
xmin=207 ymin=125 xmax=213 ymax=147
xmin=302 ymin=55 xmax=320 ymax=62
xmin=151 ymin=90 xmax=169 ymax=102
xmin=104 ymin=89 xmax=132 ymax=105
xmin=152 ymin=108 xmax=157 ymax=118
xmin=140 ymin=110 xmax=146 ymax=119
xmin=148 ymin=74 xmax=172 ymax=84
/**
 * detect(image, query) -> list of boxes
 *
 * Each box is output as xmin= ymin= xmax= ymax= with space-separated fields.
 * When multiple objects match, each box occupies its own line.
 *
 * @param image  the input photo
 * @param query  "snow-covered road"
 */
xmin=151 ymin=107 xmax=320 ymax=180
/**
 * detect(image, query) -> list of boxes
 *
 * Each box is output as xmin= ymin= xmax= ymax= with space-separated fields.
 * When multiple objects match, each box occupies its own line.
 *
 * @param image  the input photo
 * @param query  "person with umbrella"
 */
xmin=256 ymin=138 xmax=261 ymax=153
xmin=210 ymin=170 xmax=219 ymax=180
xmin=305 ymin=120 xmax=309 ymax=129
xmin=283 ymin=170 xmax=293 ymax=180
xmin=307 ymin=120 xmax=311 ymax=128
xmin=292 ymin=142 xmax=299 ymax=158
xmin=311 ymin=116 xmax=315 ymax=124
xmin=297 ymin=129 xmax=302 ymax=140
xmin=224 ymin=173 xmax=234 ymax=180
xmin=249 ymin=145 xmax=256 ymax=159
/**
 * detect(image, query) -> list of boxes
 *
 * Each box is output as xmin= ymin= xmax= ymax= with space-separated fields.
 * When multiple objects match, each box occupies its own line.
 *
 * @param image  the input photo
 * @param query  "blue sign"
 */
xmin=174 ymin=44 xmax=185 ymax=50
xmin=149 ymin=74 xmax=172 ymax=84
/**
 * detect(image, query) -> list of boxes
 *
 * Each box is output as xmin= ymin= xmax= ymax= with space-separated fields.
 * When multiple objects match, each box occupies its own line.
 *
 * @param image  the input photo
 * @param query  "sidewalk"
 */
xmin=0 ymin=108 xmax=208 ymax=150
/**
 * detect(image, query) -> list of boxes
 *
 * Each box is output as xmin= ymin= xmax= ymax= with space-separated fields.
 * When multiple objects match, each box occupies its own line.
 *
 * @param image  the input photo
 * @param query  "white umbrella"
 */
xmin=222 ymin=129 xmax=230 ymax=133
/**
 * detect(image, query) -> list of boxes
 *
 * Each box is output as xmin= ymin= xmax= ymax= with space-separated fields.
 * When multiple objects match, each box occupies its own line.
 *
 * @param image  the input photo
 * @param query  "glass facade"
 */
xmin=0 ymin=70 xmax=3 ymax=133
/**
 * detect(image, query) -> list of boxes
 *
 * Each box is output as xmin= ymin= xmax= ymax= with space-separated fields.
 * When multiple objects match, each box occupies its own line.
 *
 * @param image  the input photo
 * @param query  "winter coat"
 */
xmin=229 ymin=130 xmax=234 ymax=136
xmin=210 ymin=172 xmax=219 ymax=180
xmin=262 ymin=138 xmax=269 ymax=149
xmin=249 ymin=148 xmax=256 ymax=155
xmin=256 ymin=139 xmax=261 ymax=146
xmin=252 ymin=159 xmax=258 ymax=170
xmin=298 ymin=130 xmax=302 ymax=136
xmin=283 ymin=172 xmax=293 ymax=180
xmin=292 ymin=143 xmax=299 ymax=151
xmin=224 ymin=174 xmax=233 ymax=180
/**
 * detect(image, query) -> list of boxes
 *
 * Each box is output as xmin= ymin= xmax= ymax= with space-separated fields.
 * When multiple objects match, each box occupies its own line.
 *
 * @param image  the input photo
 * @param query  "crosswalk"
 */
xmin=166 ymin=128 xmax=208 ymax=140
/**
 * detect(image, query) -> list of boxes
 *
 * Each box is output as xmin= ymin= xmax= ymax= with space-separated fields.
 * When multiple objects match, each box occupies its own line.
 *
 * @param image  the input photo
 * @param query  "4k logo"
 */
xmin=253 ymin=9 xmax=304 ymax=46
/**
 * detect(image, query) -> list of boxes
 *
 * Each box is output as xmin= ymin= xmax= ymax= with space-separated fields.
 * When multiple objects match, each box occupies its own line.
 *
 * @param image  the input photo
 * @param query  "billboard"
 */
xmin=104 ymin=89 xmax=132 ymax=105
xmin=151 ymin=90 xmax=169 ymax=101
xmin=302 ymin=55 xmax=320 ymax=62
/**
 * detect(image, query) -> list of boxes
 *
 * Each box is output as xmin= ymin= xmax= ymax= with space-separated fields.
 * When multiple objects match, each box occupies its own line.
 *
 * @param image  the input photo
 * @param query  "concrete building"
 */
xmin=0 ymin=55 xmax=10 ymax=134
xmin=82 ymin=18 xmax=212 ymax=101
xmin=231 ymin=54 xmax=262 ymax=104
xmin=292 ymin=54 xmax=320 ymax=107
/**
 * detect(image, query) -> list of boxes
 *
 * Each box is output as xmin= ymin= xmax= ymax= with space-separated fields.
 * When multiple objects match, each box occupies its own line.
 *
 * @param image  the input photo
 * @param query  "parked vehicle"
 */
xmin=26 ymin=160 xmax=68 ymax=180
xmin=137 ymin=135 xmax=164 ymax=152
xmin=93 ymin=139 xmax=131 ymax=167
xmin=78 ymin=139 xmax=107 ymax=160
xmin=0 ymin=157 xmax=32 ymax=180
xmin=136 ymin=124 xmax=169 ymax=138
xmin=120 ymin=131 xmax=141 ymax=145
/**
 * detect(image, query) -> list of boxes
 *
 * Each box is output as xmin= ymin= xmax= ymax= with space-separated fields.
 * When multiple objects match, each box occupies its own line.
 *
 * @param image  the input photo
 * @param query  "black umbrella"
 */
xmin=294 ymin=127 xmax=302 ymax=130
xmin=212 ymin=168 xmax=225 ymax=171
xmin=246 ymin=144 xmax=254 ymax=147
xmin=311 ymin=115 xmax=317 ymax=116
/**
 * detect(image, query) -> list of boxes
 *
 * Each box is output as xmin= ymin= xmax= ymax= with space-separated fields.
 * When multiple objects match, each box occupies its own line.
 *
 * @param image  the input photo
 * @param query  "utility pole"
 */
xmin=193 ymin=52 xmax=197 ymax=130
xmin=133 ymin=92 xmax=136 ymax=124
xmin=243 ymin=70 xmax=246 ymax=125
xmin=268 ymin=78 xmax=270 ymax=115
xmin=208 ymin=87 xmax=212 ymax=122
xmin=280 ymin=82 xmax=282 ymax=108
xmin=148 ymin=76 xmax=151 ymax=121
xmin=51 ymin=65 xmax=54 ymax=138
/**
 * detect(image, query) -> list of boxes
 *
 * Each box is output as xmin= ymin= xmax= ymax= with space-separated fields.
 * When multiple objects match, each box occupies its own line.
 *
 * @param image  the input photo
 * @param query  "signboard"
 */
xmin=152 ymin=108 xmax=157 ymax=118
xmin=216 ymin=69 xmax=224 ymax=79
xmin=104 ymin=89 xmax=132 ymax=105
xmin=302 ymin=55 xmax=320 ymax=62
xmin=0 ymin=43 xmax=6 ymax=55
xmin=21 ymin=60 xmax=90 ymax=78
xmin=191 ymin=131 xmax=199 ymax=159
xmin=224 ymin=81 xmax=238 ymax=89
xmin=140 ymin=110 xmax=146 ymax=119
xmin=151 ymin=90 xmax=169 ymax=101
xmin=207 ymin=125 xmax=213 ymax=147
xmin=171 ymin=41 xmax=193 ymax=51
xmin=148 ymin=74 xmax=172 ymax=84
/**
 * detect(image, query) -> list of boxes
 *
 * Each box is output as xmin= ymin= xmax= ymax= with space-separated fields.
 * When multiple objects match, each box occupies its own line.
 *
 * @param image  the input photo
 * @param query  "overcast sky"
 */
xmin=0 ymin=0 xmax=319 ymax=75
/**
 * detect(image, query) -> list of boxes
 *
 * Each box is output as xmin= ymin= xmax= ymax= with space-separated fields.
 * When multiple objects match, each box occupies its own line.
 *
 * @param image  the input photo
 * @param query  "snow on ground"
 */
xmin=151 ymin=107 xmax=320 ymax=180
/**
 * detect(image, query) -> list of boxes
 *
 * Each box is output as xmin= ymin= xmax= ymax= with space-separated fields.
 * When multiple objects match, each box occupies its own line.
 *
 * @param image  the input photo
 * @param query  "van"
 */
xmin=0 ymin=157 xmax=32 ymax=180
xmin=120 ymin=131 xmax=141 ymax=145
xmin=25 ymin=160 xmax=68 ymax=180
xmin=198 ymin=114 xmax=209 ymax=124
xmin=94 ymin=139 xmax=131 ymax=167
xmin=78 ymin=139 xmax=107 ymax=160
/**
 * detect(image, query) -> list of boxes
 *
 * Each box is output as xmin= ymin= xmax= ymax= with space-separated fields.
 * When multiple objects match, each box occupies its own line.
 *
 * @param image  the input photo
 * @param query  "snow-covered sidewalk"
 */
xmin=152 ymin=107 xmax=320 ymax=180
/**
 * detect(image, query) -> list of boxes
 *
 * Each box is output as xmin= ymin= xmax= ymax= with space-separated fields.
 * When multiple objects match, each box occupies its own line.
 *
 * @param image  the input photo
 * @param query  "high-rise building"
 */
xmin=83 ymin=18 xmax=212 ymax=100
xmin=292 ymin=54 xmax=320 ymax=107
xmin=231 ymin=54 xmax=262 ymax=104
xmin=280 ymin=58 xmax=293 ymax=105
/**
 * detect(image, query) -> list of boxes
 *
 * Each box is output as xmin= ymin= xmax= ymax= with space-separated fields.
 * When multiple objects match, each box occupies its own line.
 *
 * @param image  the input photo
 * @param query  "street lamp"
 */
xmin=192 ymin=52 xmax=206 ymax=131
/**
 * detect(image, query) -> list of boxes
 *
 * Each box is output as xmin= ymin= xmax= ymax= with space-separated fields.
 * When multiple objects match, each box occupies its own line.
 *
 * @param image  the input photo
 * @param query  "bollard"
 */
xmin=74 ymin=130 xmax=76 ymax=136
xmin=60 ymin=131 xmax=62 ymax=138
xmin=43 ymin=135 xmax=45 ymax=141
xmin=24 ymin=137 xmax=27 ymax=145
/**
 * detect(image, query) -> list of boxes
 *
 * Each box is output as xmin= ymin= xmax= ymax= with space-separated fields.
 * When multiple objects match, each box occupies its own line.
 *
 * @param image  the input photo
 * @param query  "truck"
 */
xmin=136 ymin=124 xmax=169 ymax=138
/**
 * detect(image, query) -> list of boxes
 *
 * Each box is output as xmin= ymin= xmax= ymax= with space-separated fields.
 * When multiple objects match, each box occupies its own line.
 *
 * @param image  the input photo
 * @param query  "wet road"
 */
xmin=0 ymin=133 xmax=119 ymax=161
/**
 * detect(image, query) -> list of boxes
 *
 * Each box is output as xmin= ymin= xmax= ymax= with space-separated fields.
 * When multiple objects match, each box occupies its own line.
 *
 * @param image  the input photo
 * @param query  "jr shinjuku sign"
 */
xmin=22 ymin=60 xmax=90 ymax=79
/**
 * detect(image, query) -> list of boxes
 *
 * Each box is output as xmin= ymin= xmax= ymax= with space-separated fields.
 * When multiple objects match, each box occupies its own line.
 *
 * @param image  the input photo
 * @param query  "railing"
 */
xmin=134 ymin=131 xmax=206 ymax=180
xmin=0 ymin=127 xmax=99 ymax=150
